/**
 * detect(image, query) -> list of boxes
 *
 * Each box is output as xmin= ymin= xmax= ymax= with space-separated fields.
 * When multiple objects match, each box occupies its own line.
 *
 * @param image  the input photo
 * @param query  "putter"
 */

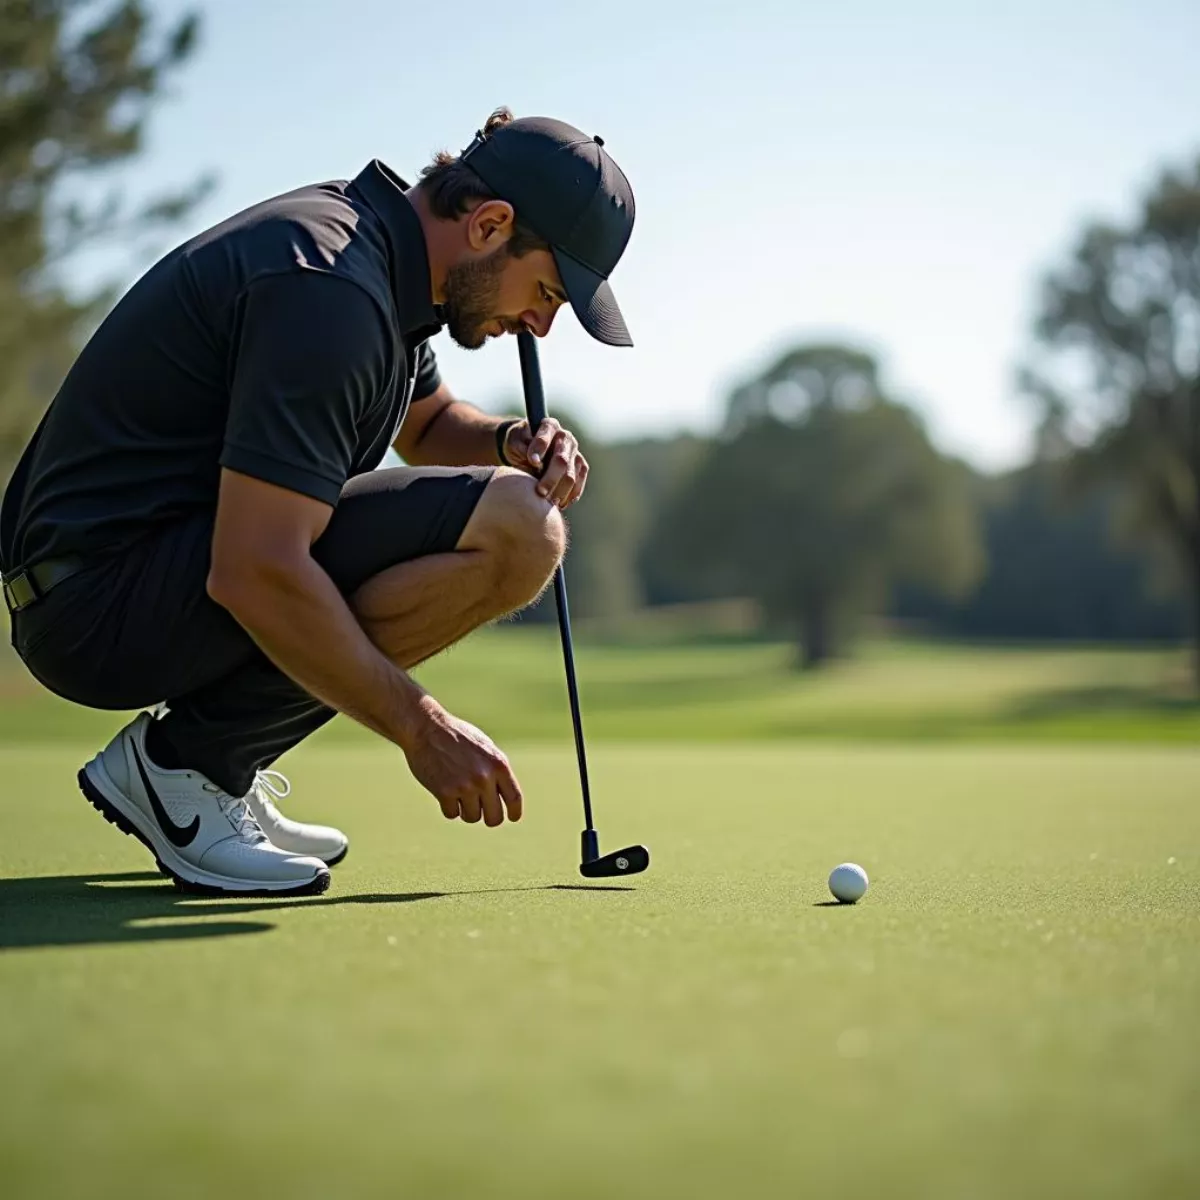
xmin=517 ymin=331 xmax=650 ymax=880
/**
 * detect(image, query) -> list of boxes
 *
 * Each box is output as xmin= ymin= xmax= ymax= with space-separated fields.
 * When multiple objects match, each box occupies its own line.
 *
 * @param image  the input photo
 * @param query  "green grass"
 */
xmin=2 ymin=631 xmax=1197 ymax=1195
xmin=2 ymin=742 xmax=1198 ymax=1199
xmin=1 ymin=627 xmax=1197 ymax=744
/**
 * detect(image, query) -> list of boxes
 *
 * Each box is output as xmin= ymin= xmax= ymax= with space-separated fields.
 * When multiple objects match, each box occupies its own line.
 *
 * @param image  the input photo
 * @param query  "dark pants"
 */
xmin=10 ymin=466 xmax=493 ymax=794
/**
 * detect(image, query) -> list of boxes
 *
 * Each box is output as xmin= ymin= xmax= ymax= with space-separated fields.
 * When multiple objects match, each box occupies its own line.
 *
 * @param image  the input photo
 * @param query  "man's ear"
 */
xmin=464 ymin=198 xmax=515 ymax=251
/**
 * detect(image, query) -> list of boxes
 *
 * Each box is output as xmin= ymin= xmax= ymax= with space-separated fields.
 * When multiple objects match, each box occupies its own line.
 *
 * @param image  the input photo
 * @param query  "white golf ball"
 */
xmin=828 ymin=863 xmax=869 ymax=904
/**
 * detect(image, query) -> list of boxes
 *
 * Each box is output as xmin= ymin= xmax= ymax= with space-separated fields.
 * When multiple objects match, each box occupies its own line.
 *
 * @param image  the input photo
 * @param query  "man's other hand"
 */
xmin=503 ymin=418 xmax=588 ymax=508
xmin=402 ymin=698 xmax=523 ymax=827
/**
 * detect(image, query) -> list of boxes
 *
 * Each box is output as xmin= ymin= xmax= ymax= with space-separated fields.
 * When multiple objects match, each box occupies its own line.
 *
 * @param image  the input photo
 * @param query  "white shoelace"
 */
xmin=202 ymin=781 xmax=266 ymax=842
xmin=255 ymin=769 xmax=291 ymax=802
xmin=252 ymin=770 xmax=291 ymax=819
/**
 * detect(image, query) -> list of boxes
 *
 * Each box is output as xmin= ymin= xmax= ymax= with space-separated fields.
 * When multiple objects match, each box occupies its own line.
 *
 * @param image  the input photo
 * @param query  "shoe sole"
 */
xmin=154 ymin=837 xmax=347 ymax=872
xmin=78 ymin=765 xmax=331 ymax=898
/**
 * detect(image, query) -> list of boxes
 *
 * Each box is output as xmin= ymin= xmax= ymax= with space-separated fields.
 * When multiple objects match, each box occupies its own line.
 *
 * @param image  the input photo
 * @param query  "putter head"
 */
xmin=579 ymin=844 xmax=650 ymax=878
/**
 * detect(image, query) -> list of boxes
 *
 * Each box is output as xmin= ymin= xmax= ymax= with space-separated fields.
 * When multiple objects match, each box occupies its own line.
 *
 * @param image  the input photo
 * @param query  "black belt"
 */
xmin=2 ymin=556 xmax=90 ymax=614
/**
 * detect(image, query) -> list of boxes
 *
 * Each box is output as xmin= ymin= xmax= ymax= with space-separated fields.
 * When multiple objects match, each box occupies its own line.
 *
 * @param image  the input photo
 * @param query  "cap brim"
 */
xmin=552 ymin=247 xmax=633 ymax=347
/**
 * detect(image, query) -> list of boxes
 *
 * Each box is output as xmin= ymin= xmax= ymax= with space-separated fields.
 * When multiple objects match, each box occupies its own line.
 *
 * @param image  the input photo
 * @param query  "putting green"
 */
xmin=1 ymin=742 xmax=1198 ymax=1199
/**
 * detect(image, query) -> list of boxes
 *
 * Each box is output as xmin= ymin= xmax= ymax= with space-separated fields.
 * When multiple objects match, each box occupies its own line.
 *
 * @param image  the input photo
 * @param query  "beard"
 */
xmin=442 ymin=249 xmax=514 ymax=349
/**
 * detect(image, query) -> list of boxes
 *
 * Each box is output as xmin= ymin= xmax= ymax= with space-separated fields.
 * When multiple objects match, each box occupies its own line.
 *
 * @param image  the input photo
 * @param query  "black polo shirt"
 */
xmin=0 ymin=160 xmax=443 ymax=572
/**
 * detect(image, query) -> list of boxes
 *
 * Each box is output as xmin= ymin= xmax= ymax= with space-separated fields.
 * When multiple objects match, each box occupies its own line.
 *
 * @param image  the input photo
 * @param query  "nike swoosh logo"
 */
xmin=132 ymin=742 xmax=200 ymax=848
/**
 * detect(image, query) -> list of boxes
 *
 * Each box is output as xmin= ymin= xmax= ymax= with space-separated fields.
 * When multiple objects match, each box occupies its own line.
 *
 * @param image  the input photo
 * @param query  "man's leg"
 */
xmin=154 ymin=466 xmax=564 ymax=798
xmin=349 ymin=468 xmax=565 ymax=670
xmin=66 ymin=464 xmax=559 ymax=893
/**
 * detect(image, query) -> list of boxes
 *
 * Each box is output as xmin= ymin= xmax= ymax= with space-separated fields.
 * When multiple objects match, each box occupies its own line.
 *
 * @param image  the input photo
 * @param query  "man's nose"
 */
xmin=521 ymin=305 xmax=558 ymax=339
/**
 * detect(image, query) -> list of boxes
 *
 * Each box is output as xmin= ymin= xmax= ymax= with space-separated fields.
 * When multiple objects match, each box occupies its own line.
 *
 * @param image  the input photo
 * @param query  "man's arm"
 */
xmin=208 ymin=471 xmax=428 ymax=746
xmin=207 ymin=471 xmax=521 ymax=825
xmin=394 ymin=382 xmax=509 ymax=467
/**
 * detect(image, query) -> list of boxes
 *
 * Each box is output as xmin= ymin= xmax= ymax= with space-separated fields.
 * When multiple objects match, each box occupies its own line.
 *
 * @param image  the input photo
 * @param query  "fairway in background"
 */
xmin=0 ymin=628 xmax=1195 ymax=746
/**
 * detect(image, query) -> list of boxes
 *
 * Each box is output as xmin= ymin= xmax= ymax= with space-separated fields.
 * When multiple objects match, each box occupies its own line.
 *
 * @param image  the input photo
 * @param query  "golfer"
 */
xmin=0 ymin=109 xmax=636 ymax=896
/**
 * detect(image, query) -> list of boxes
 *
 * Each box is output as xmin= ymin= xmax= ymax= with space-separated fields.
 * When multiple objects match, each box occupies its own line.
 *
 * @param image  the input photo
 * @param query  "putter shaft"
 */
xmin=517 ymin=332 xmax=597 ymax=841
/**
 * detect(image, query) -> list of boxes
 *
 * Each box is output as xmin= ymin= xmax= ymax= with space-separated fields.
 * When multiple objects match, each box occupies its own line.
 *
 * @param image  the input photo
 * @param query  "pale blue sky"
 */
xmin=100 ymin=0 xmax=1200 ymax=468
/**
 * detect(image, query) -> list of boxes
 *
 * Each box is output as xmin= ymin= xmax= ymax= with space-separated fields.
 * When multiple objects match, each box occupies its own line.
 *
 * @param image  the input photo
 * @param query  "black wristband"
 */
xmin=495 ymin=418 xmax=521 ymax=466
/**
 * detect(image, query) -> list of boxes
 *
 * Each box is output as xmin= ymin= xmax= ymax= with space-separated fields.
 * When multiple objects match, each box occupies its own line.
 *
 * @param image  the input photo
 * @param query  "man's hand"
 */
xmin=503 ymin=418 xmax=588 ymax=508
xmin=395 ymin=388 xmax=589 ymax=505
xmin=402 ymin=697 xmax=523 ymax=827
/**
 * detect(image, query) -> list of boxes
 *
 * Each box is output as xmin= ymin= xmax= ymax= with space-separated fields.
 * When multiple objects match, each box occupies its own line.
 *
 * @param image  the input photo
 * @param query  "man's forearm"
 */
xmin=212 ymin=557 xmax=432 ymax=748
xmin=406 ymin=400 xmax=512 ymax=467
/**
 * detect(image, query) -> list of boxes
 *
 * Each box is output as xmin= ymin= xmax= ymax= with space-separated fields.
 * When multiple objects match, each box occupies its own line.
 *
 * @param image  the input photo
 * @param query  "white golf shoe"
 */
xmin=245 ymin=770 xmax=349 ymax=867
xmin=79 ymin=712 xmax=331 ymax=895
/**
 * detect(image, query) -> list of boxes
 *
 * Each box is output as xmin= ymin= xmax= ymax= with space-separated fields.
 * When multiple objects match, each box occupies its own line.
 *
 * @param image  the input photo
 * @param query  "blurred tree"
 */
xmin=892 ymin=461 xmax=1188 ymax=641
xmin=647 ymin=343 xmax=983 ymax=667
xmin=618 ymin=433 xmax=708 ymax=607
xmin=1024 ymin=155 xmax=1200 ymax=686
xmin=561 ymin=432 xmax=643 ymax=625
xmin=0 ymin=0 xmax=210 ymax=483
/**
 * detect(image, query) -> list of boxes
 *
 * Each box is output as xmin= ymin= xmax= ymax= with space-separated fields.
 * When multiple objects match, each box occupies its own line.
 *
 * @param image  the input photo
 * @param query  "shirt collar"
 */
xmin=350 ymin=159 xmax=442 ymax=338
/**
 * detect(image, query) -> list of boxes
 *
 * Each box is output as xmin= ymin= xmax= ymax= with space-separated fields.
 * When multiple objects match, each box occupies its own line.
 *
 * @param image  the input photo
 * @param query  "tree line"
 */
xmin=540 ymin=349 xmax=1190 ymax=670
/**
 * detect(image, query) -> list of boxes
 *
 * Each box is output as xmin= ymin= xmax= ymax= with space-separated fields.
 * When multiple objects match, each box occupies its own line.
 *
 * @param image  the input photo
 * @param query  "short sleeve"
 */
xmin=221 ymin=273 xmax=390 ymax=506
xmin=412 ymin=340 xmax=442 ymax=401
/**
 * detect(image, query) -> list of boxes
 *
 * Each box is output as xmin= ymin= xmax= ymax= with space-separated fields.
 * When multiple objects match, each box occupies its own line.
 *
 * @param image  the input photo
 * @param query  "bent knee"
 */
xmin=459 ymin=469 xmax=565 ymax=602
xmin=461 ymin=469 xmax=565 ymax=557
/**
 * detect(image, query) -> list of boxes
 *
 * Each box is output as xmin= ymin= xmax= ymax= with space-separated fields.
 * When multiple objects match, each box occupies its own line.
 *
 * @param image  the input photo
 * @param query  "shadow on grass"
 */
xmin=763 ymin=679 xmax=1200 ymax=741
xmin=0 ymin=872 xmax=638 ymax=952
xmin=1003 ymin=682 xmax=1200 ymax=722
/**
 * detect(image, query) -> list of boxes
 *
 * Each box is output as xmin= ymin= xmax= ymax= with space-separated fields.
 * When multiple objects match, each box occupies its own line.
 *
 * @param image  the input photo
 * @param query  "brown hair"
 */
xmin=419 ymin=107 xmax=549 ymax=258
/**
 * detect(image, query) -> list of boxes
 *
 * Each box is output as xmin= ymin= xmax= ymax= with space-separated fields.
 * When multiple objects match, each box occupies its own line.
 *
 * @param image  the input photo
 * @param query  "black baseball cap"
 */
xmin=460 ymin=116 xmax=635 ymax=347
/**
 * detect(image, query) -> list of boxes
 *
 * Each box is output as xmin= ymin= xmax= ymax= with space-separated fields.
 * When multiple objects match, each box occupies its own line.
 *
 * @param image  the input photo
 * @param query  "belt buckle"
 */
xmin=2 ymin=569 xmax=40 ymax=613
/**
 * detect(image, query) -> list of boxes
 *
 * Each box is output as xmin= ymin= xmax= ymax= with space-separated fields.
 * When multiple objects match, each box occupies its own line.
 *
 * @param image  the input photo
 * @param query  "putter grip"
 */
xmin=517 ymin=331 xmax=549 ymax=427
